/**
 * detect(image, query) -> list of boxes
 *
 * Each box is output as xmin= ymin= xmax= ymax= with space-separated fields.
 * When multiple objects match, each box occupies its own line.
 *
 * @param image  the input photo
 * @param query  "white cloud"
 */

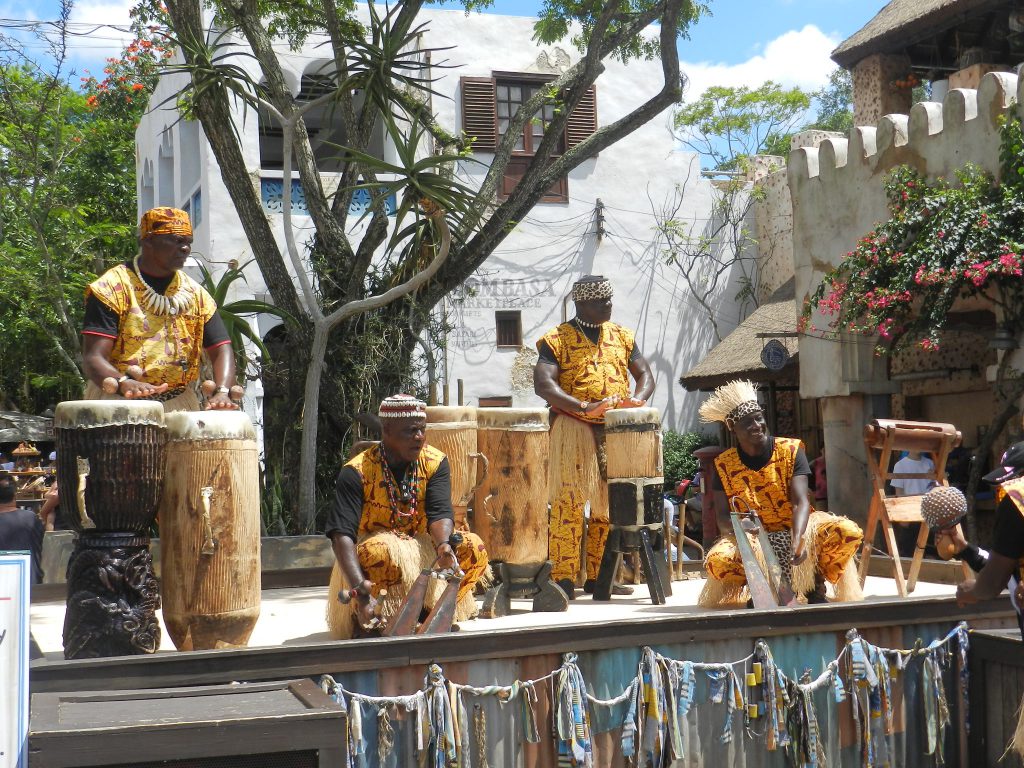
xmin=67 ymin=0 xmax=135 ymax=64
xmin=680 ymin=24 xmax=840 ymax=101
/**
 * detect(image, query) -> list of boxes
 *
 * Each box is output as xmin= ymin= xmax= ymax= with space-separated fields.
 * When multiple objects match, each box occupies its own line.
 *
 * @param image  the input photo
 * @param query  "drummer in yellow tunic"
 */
xmin=534 ymin=275 xmax=655 ymax=600
xmin=325 ymin=395 xmax=489 ymax=636
xmin=698 ymin=380 xmax=863 ymax=607
xmin=81 ymin=207 xmax=237 ymax=412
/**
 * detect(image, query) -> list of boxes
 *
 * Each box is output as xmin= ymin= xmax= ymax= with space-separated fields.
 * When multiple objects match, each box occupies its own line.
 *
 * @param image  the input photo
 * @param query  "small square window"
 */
xmin=495 ymin=311 xmax=522 ymax=348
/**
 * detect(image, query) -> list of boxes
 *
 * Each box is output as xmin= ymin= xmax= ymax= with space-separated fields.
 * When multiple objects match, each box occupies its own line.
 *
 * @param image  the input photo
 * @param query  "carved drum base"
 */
xmin=63 ymin=534 xmax=161 ymax=659
xmin=480 ymin=560 xmax=568 ymax=618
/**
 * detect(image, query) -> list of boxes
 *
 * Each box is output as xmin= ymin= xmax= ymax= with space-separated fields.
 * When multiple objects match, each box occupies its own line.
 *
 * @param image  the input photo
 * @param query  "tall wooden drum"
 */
xmin=54 ymin=400 xmax=167 ymax=533
xmin=605 ymin=406 xmax=663 ymax=480
xmin=54 ymin=400 xmax=167 ymax=659
xmin=160 ymin=411 xmax=261 ymax=651
xmin=425 ymin=406 xmax=483 ymax=530
xmin=474 ymin=407 xmax=549 ymax=564
xmin=595 ymin=407 xmax=670 ymax=604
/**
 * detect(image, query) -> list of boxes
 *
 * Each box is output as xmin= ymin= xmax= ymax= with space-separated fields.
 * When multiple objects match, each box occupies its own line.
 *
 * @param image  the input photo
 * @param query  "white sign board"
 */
xmin=0 ymin=554 xmax=30 ymax=768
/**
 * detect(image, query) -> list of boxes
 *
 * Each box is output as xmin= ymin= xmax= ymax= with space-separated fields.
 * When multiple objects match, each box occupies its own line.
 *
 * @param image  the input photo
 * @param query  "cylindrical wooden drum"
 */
xmin=474 ymin=408 xmax=549 ymax=565
xmin=54 ymin=400 xmax=167 ymax=533
xmin=605 ymin=407 xmax=663 ymax=480
xmin=160 ymin=411 xmax=261 ymax=650
xmin=863 ymin=419 xmax=961 ymax=453
xmin=425 ymin=406 xmax=480 ymax=529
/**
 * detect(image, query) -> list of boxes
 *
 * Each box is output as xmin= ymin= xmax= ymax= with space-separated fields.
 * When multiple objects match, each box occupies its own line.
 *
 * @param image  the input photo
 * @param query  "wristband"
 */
xmin=116 ymin=375 xmax=130 ymax=390
xmin=215 ymin=386 xmax=230 ymax=395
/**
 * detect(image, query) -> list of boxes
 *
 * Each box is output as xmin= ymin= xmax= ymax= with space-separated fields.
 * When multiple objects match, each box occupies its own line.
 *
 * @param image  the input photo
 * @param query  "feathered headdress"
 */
xmin=699 ymin=379 xmax=762 ymax=426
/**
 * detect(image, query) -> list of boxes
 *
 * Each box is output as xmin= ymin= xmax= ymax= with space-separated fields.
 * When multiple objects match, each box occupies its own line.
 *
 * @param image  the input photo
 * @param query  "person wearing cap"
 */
xmin=697 ymin=379 xmax=863 ymax=607
xmin=534 ymin=275 xmax=655 ymax=600
xmin=946 ymin=441 xmax=1024 ymax=637
xmin=81 ymin=207 xmax=236 ymax=412
xmin=324 ymin=394 xmax=489 ymax=638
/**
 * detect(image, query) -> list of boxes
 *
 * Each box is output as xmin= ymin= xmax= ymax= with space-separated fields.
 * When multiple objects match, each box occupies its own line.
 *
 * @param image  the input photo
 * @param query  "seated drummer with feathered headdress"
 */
xmin=697 ymin=380 xmax=864 ymax=607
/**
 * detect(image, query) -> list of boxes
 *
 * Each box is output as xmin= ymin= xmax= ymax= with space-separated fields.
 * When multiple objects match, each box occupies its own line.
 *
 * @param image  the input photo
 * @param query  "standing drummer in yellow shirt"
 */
xmin=533 ymin=275 xmax=655 ymax=600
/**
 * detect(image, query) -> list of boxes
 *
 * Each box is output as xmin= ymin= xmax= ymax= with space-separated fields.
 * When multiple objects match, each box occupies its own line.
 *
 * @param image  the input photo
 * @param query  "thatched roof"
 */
xmin=832 ymin=0 xmax=1010 ymax=68
xmin=679 ymin=279 xmax=798 ymax=392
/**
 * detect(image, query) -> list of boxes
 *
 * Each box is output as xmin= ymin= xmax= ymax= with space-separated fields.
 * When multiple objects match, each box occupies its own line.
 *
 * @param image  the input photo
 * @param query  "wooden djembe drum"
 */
xmin=159 ymin=411 xmax=261 ymax=651
xmin=54 ymin=400 xmax=167 ymax=659
xmin=474 ymin=407 xmax=567 ymax=616
xmin=425 ymin=406 xmax=486 ymax=531
xmin=593 ymin=407 xmax=671 ymax=604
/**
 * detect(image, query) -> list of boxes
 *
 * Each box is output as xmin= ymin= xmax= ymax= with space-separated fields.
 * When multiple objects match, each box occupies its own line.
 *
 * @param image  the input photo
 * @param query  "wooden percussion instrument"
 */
xmin=473 ymin=407 xmax=549 ymax=565
xmin=595 ymin=406 xmax=670 ymax=604
xmin=474 ymin=407 xmax=566 ymax=617
xmin=605 ymin=406 xmax=664 ymax=480
xmin=425 ymin=406 xmax=486 ymax=530
xmin=54 ymin=400 xmax=167 ymax=658
xmin=54 ymin=400 xmax=167 ymax=533
xmin=160 ymin=411 xmax=261 ymax=650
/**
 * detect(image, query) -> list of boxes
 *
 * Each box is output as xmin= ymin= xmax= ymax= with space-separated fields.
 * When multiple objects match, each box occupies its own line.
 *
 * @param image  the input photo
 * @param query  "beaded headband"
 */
xmin=378 ymin=393 xmax=427 ymax=419
xmin=571 ymin=277 xmax=613 ymax=302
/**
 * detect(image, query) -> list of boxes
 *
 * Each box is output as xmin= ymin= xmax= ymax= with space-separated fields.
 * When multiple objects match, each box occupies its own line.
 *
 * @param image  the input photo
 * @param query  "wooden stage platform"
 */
xmin=27 ymin=565 xmax=1021 ymax=767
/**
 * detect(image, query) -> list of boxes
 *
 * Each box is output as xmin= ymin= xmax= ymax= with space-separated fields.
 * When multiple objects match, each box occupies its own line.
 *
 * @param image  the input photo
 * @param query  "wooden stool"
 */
xmin=859 ymin=419 xmax=965 ymax=596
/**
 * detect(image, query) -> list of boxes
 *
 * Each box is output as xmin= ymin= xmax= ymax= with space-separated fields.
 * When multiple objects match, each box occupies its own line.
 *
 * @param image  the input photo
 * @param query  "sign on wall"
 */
xmin=0 ymin=553 xmax=30 ymax=768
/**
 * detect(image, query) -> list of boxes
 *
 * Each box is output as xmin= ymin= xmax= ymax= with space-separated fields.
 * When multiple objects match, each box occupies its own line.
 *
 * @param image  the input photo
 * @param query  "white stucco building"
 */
xmin=136 ymin=7 xmax=748 ymax=433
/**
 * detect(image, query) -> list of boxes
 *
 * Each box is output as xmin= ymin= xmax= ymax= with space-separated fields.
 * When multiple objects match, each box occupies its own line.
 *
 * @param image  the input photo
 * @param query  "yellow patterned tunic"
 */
xmin=344 ymin=445 xmax=488 ymax=605
xmin=705 ymin=438 xmax=862 ymax=591
xmin=86 ymin=264 xmax=217 ymax=389
xmin=538 ymin=321 xmax=634 ymax=425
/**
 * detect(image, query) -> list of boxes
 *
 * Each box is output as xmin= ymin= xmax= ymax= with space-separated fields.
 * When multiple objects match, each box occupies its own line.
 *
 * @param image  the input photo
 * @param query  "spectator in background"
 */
xmin=0 ymin=472 xmax=44 ymax=583
xmin=891 ymin=450 xmax=937 ymax=496
xmin=38 ymin=478 xmax=61 ymax=532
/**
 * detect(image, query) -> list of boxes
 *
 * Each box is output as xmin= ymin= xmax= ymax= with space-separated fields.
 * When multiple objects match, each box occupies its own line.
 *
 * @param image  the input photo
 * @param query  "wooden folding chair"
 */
xmin=858 ymin=419 xmax=962 ymax=596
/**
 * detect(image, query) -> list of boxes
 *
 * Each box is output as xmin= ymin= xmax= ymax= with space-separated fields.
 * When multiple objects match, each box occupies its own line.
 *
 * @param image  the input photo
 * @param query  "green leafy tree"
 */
xmin=150 ymin=0 xmax=709 ymax=528
xmin=673 ymin=80 xmax=811 ymax=170
xmin=662 ymin=81 xmax=809 ymax=338
xmin=0 ymin=6 xmax=168 ymax=412
xmin=807 ymin=68 xmax=853 ymax=136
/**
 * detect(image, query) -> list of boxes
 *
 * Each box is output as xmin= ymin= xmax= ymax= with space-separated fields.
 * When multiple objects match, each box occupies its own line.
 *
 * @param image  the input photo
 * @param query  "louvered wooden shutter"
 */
xmin=565 ymin=85 xmax=597 ymax=150
xmin=461 ymin=76 xmax=497 ymax=152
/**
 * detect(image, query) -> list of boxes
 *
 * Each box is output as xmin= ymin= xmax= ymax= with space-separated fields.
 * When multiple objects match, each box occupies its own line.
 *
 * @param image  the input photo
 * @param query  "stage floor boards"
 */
xmin=29 ymin=574 xmax=957 ymax=657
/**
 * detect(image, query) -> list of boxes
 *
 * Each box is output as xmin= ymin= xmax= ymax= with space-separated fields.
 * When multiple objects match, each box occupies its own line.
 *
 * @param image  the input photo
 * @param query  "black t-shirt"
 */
xmin=324 ymin=455 xmax=454 ymax=542
xmin=712 ymin=437 xmax=811 ymax=491
xmin=0 ymin=507 xmax=44 ymax=584
xmin=992 ymin=495 xmax=1024 ymax=562
xmin=82 ymin=263 xmax=230 ymax=348
xmin=536 ymin=320 xmax=641 ymax=365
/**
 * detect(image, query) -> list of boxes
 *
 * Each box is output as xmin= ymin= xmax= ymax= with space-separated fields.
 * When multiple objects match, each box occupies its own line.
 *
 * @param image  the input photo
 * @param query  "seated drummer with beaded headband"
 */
xmin=534 ymin=274 xmax=655 ymax=601
xmin=324 ymin=395 xmax=490 ymax=638
xmin=81 ymin=207 xmax=237 ymax=412
xmin=698 ymin=380 xmax=864 ymax=607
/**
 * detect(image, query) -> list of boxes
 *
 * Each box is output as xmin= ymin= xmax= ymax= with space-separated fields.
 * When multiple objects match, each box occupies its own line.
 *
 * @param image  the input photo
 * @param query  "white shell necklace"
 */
xmin=132 ymin=255 xmax=192 ymax=317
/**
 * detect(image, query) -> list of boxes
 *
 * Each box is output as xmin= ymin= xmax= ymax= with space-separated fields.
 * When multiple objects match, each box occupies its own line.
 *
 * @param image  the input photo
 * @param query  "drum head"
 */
xmin=476 ymin=407 xmax=549 ymax=431
xmin=165 ymin=410 xmax=255 ymax=441
xmin=604 ymin=406 xmax=661 ymax=430
xmin=55 ymin=400 xmax=165 ymax=429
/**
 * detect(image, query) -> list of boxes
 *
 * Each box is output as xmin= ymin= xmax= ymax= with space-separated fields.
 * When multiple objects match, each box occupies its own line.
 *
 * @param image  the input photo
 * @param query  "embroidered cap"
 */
xmin=571 ymin=275 xmax=613 ymax=302
xmin=378 ymin=393 xmax=428 ymax=419
xmin=140 ymin=207 xmax=193 ymax=239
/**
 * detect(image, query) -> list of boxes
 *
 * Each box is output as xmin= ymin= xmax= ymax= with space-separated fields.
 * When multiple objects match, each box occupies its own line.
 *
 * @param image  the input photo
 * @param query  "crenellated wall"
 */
xmin=789 ymin=71 xmax=1022 ymax=399
xmin=787 ymin=71 xmax=1024 ymax=521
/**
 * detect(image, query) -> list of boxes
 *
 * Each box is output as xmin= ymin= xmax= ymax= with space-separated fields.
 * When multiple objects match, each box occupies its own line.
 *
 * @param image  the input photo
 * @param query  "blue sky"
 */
xmin=4 ymin=0 xmax=889 ymax=95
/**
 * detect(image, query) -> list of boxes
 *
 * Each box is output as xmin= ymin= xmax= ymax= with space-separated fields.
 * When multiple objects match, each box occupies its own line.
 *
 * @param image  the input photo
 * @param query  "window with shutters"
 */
xmin=461 ymin=73 xmax=597 ymax=204
xmin=495 ymin=311 xmax=523 ymax=348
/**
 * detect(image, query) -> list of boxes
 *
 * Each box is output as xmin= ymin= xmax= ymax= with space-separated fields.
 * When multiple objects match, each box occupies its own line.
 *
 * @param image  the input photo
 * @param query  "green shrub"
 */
xmin=663 ymin=429 xmax=716 ymax=488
